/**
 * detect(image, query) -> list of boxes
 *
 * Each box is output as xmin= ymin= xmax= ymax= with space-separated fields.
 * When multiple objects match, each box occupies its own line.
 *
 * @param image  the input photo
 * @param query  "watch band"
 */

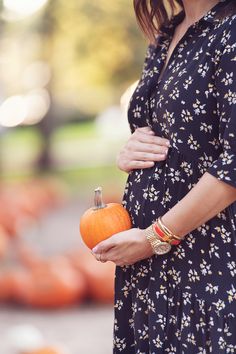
xmin=144 ymin=224 xmax=172 ymax=255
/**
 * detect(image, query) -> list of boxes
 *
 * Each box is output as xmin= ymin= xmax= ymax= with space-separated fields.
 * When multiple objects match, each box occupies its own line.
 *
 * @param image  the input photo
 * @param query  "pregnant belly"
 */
xmin=122 ymin=146 xmax=204 ymax=229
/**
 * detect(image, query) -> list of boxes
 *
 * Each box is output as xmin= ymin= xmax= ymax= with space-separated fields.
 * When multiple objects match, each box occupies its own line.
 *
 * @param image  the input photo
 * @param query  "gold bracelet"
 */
xmin=157 ymin=217 xmax=173 ymax=238
xmin=157 ymin=216 xmax=183 ymax=241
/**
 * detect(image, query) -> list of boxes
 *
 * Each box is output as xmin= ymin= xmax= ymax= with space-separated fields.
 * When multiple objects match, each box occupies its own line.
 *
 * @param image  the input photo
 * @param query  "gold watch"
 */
xmin=144 ymin=224 xmax=172 ymax=255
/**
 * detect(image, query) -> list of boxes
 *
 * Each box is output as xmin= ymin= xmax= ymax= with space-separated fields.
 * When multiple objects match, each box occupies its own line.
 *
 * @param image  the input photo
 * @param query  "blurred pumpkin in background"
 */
xmin=17 ymin=256 xmax=86 ymax=308
xmin=0 ymin=196 xmax=34 ymax=237
xmin=68 ymin=250 xmax=115 ymax=303
xmin=0 ymin=225 xmax=8 ymax=259
xmin=0 ymin=178 xmax=67 ymax=238
xmin=22 ymin=348 xmax=66 ymax=354
xmin=80 ymin=187 xmax=131 ymax=249
xmin=0 ymin=268 xmax=30 ymax=303
xmin=15 ymin=242 xmax=45 ymax=270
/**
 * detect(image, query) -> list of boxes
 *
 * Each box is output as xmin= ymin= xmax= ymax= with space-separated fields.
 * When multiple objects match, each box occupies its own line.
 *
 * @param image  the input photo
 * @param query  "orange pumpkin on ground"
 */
xmin=0 ymin=272 xmax=11 ymax=301
xmin=0 ymin=196 xmax=34 ymax=237
xmin=80 ymin=187 xmax=131 ymax=249
xmin=68 ymin=250 xmax=115 ymax=303
xmin=0 ymin=226 xmax=8 ymax=260
xmin=22 ymin=348 xmax=65 ymax=354
xmin=1 ymin=185 xmax=41 ymax=219
xmin=17 ymin=257 xmax=86 ymax=308
xmin=0 ymin=268 xmax=30 ymax=302
xmin=15 ymin=242 xmax=44 ymax=270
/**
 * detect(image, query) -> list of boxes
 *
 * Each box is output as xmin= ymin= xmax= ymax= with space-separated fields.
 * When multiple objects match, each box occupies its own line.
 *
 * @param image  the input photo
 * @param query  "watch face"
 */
xmin=155 ymin=242 xmax=172 ymax=255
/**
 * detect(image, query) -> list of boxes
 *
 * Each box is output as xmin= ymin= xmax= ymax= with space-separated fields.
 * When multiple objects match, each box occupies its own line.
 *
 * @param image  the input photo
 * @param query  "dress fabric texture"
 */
xmin=113 ymin=1 xmax=236 ymax=353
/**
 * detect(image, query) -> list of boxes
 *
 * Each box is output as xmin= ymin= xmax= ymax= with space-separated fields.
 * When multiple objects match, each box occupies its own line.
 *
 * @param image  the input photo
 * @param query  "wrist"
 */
xmin=143 ymin=224 xmax=172 ymax=255
xmin=153 ymin=218 xmax=182 ymax=245
xmin=161 ymin=213 xmax=186 ymax=239
xmin=140 ymin=229 xmax=155 ymax=254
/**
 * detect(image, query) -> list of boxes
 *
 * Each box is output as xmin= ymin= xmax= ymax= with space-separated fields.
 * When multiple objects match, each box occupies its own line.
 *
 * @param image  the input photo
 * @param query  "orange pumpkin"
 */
xmin=68 ymin=250 xmax=115 ymax=303
xmin=0 ymin=268 xmax=30 ymax=302
xmin=2 ymin=185 xmax=40 ymax=219
xmin=80 ymin=187 xmax=131 ymax=249
xmin=15 ymin=242 xmax=44 ymax=270
xmin=0 ymin=197 xmax=33 ymax=237
xmin=17 ymin=257 xmax=86 ymax=308
xmin=0 ymin=226 xmax=8 ymax=260
xmin=22 ymin=348 xmax=64 ymax=354
xmin=0 ymin=272 xmax=11 ymax=301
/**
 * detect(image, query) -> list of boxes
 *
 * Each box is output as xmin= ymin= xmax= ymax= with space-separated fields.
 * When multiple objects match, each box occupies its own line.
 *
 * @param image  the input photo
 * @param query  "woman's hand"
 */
xmin=116 ymin=126 xmax=170 ymax=173
xmin=91 ymin=228 xmax=154 ymax=266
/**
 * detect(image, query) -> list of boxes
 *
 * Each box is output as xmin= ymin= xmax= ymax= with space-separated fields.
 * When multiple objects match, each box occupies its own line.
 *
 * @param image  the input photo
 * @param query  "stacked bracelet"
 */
xmin=144 ymin=216 xmax=183 ymax=255
xmin=153 ymin=217 xmax=182 ymax=245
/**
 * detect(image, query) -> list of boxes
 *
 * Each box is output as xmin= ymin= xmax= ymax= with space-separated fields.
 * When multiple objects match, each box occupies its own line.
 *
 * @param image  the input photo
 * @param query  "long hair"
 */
xmin=133 ymin=0 xmax=183 ymax=43
xmin=134 ymin=0 xmax=236 ymax=43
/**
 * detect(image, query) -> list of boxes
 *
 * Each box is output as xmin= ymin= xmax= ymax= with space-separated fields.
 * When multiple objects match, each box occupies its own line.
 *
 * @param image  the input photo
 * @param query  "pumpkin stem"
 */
xmin=94 ymin=187 xmax=106 ymax=209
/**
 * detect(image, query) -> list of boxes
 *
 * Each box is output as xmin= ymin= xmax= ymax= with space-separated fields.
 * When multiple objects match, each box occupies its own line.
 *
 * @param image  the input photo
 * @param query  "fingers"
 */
xmin=126 ymin=160 xmax=155 ymax=170
xmin=92 ymin=237 xmax=116 ymax=255
xmin=133 ymin=151 xmax=168 ymax=161
xmin=93 ymin=253 xmax=107 ymax=263
xmin=132 ymin=142 xmax=169 ymax=155
xmin=116 ymin=125 xmax=171 ymax=173
xmin=117 ymin=154 xmax=167 ymax=173
xmin=117 ymin=147 xmax=168 ymax=172
xmin=94 ymin=249 xmax=123 ymax=266
xmin=134 ymin=130 xmax=170 ymax=147
xmin=92 ymin=241 xmax=115 ymax=264
xmin=136 ymin=126 xmax=155 ymax=135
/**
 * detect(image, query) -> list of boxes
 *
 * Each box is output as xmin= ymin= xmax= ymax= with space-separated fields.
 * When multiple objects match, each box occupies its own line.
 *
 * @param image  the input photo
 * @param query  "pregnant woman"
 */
xmin=92 ymin=0 xmax=236 ymax=352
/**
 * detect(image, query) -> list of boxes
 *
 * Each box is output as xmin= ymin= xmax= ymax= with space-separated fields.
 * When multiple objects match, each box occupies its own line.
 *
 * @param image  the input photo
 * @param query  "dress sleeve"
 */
xmin=206 ymin=21 xmax=236 ymax=189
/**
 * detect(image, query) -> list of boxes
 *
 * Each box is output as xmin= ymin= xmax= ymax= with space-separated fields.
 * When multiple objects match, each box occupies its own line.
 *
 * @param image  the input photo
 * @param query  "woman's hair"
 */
xmin=134 ymin=0 xmax=236 ymax=43
xmin=133 ymin=0 xmax=183 ymax=43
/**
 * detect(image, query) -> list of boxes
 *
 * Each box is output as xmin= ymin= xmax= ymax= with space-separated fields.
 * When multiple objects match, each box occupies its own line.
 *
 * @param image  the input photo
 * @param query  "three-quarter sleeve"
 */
xmin=206 ymin=21 xmax=236 ymax=189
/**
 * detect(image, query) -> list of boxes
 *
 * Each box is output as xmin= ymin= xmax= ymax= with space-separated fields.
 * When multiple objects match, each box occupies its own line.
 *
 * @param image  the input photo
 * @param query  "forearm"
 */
xmin=161 ymin=172 xmax=236 ymax=238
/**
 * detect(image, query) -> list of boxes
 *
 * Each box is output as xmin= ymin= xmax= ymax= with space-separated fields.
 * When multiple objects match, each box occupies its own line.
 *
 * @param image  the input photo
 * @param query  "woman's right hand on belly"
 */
xmin=116 ymin=126 xmax=170 ymax=173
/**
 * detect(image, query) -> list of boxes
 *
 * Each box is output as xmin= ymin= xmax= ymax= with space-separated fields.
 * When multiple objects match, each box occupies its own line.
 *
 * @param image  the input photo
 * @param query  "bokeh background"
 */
xmin=0 ymin=1 xmax=147 ymax=354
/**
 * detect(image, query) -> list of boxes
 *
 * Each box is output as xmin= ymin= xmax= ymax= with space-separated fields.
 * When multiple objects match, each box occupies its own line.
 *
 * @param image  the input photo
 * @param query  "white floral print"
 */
xmin=114 ymin=1 xmax=236 ymax=353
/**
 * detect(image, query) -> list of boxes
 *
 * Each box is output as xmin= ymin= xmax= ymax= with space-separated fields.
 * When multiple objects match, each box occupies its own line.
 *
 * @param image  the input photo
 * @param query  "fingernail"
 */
xmin=165 ymin=149 xmax=169 ymax=155
xmin=92 ymin=246 xmax=98 ymax=253
xmin=166 ymin=141 xmax=170 ymax=146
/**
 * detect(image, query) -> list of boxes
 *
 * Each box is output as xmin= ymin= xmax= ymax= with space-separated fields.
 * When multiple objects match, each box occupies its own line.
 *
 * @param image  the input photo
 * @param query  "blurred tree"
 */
xmin=0 ymin=0 xmax=147 ymax=118
xmin=43 ymin=0 xmax=147 ymax=115
xmin=0 ymin=0 xmax=148 ymax=172
xmin=34 ymin=0 xmax=57 ymax=171
xmin=28 ymin=0 xmax=147 ymax=170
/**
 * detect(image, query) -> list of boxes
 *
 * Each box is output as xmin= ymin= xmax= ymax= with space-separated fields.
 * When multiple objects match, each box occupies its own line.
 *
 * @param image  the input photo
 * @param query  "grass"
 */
xmin=59 ymin=164 xmax=127 ymax=194
xmin=0 ymin=122 xmax=127 ymax=195
xmin=52 ymin=121 xmax=97 ymax=141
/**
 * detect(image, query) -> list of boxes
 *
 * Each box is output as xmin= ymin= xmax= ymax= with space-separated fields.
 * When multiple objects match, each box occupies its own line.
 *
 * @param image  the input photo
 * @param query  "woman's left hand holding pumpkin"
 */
xmin=92 ymin=228 xmax=154 ymax=266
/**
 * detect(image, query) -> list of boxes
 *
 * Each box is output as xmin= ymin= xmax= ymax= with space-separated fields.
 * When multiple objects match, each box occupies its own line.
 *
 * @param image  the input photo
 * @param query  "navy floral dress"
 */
xmin=114 ymin=1 xmax=236 ymax=353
